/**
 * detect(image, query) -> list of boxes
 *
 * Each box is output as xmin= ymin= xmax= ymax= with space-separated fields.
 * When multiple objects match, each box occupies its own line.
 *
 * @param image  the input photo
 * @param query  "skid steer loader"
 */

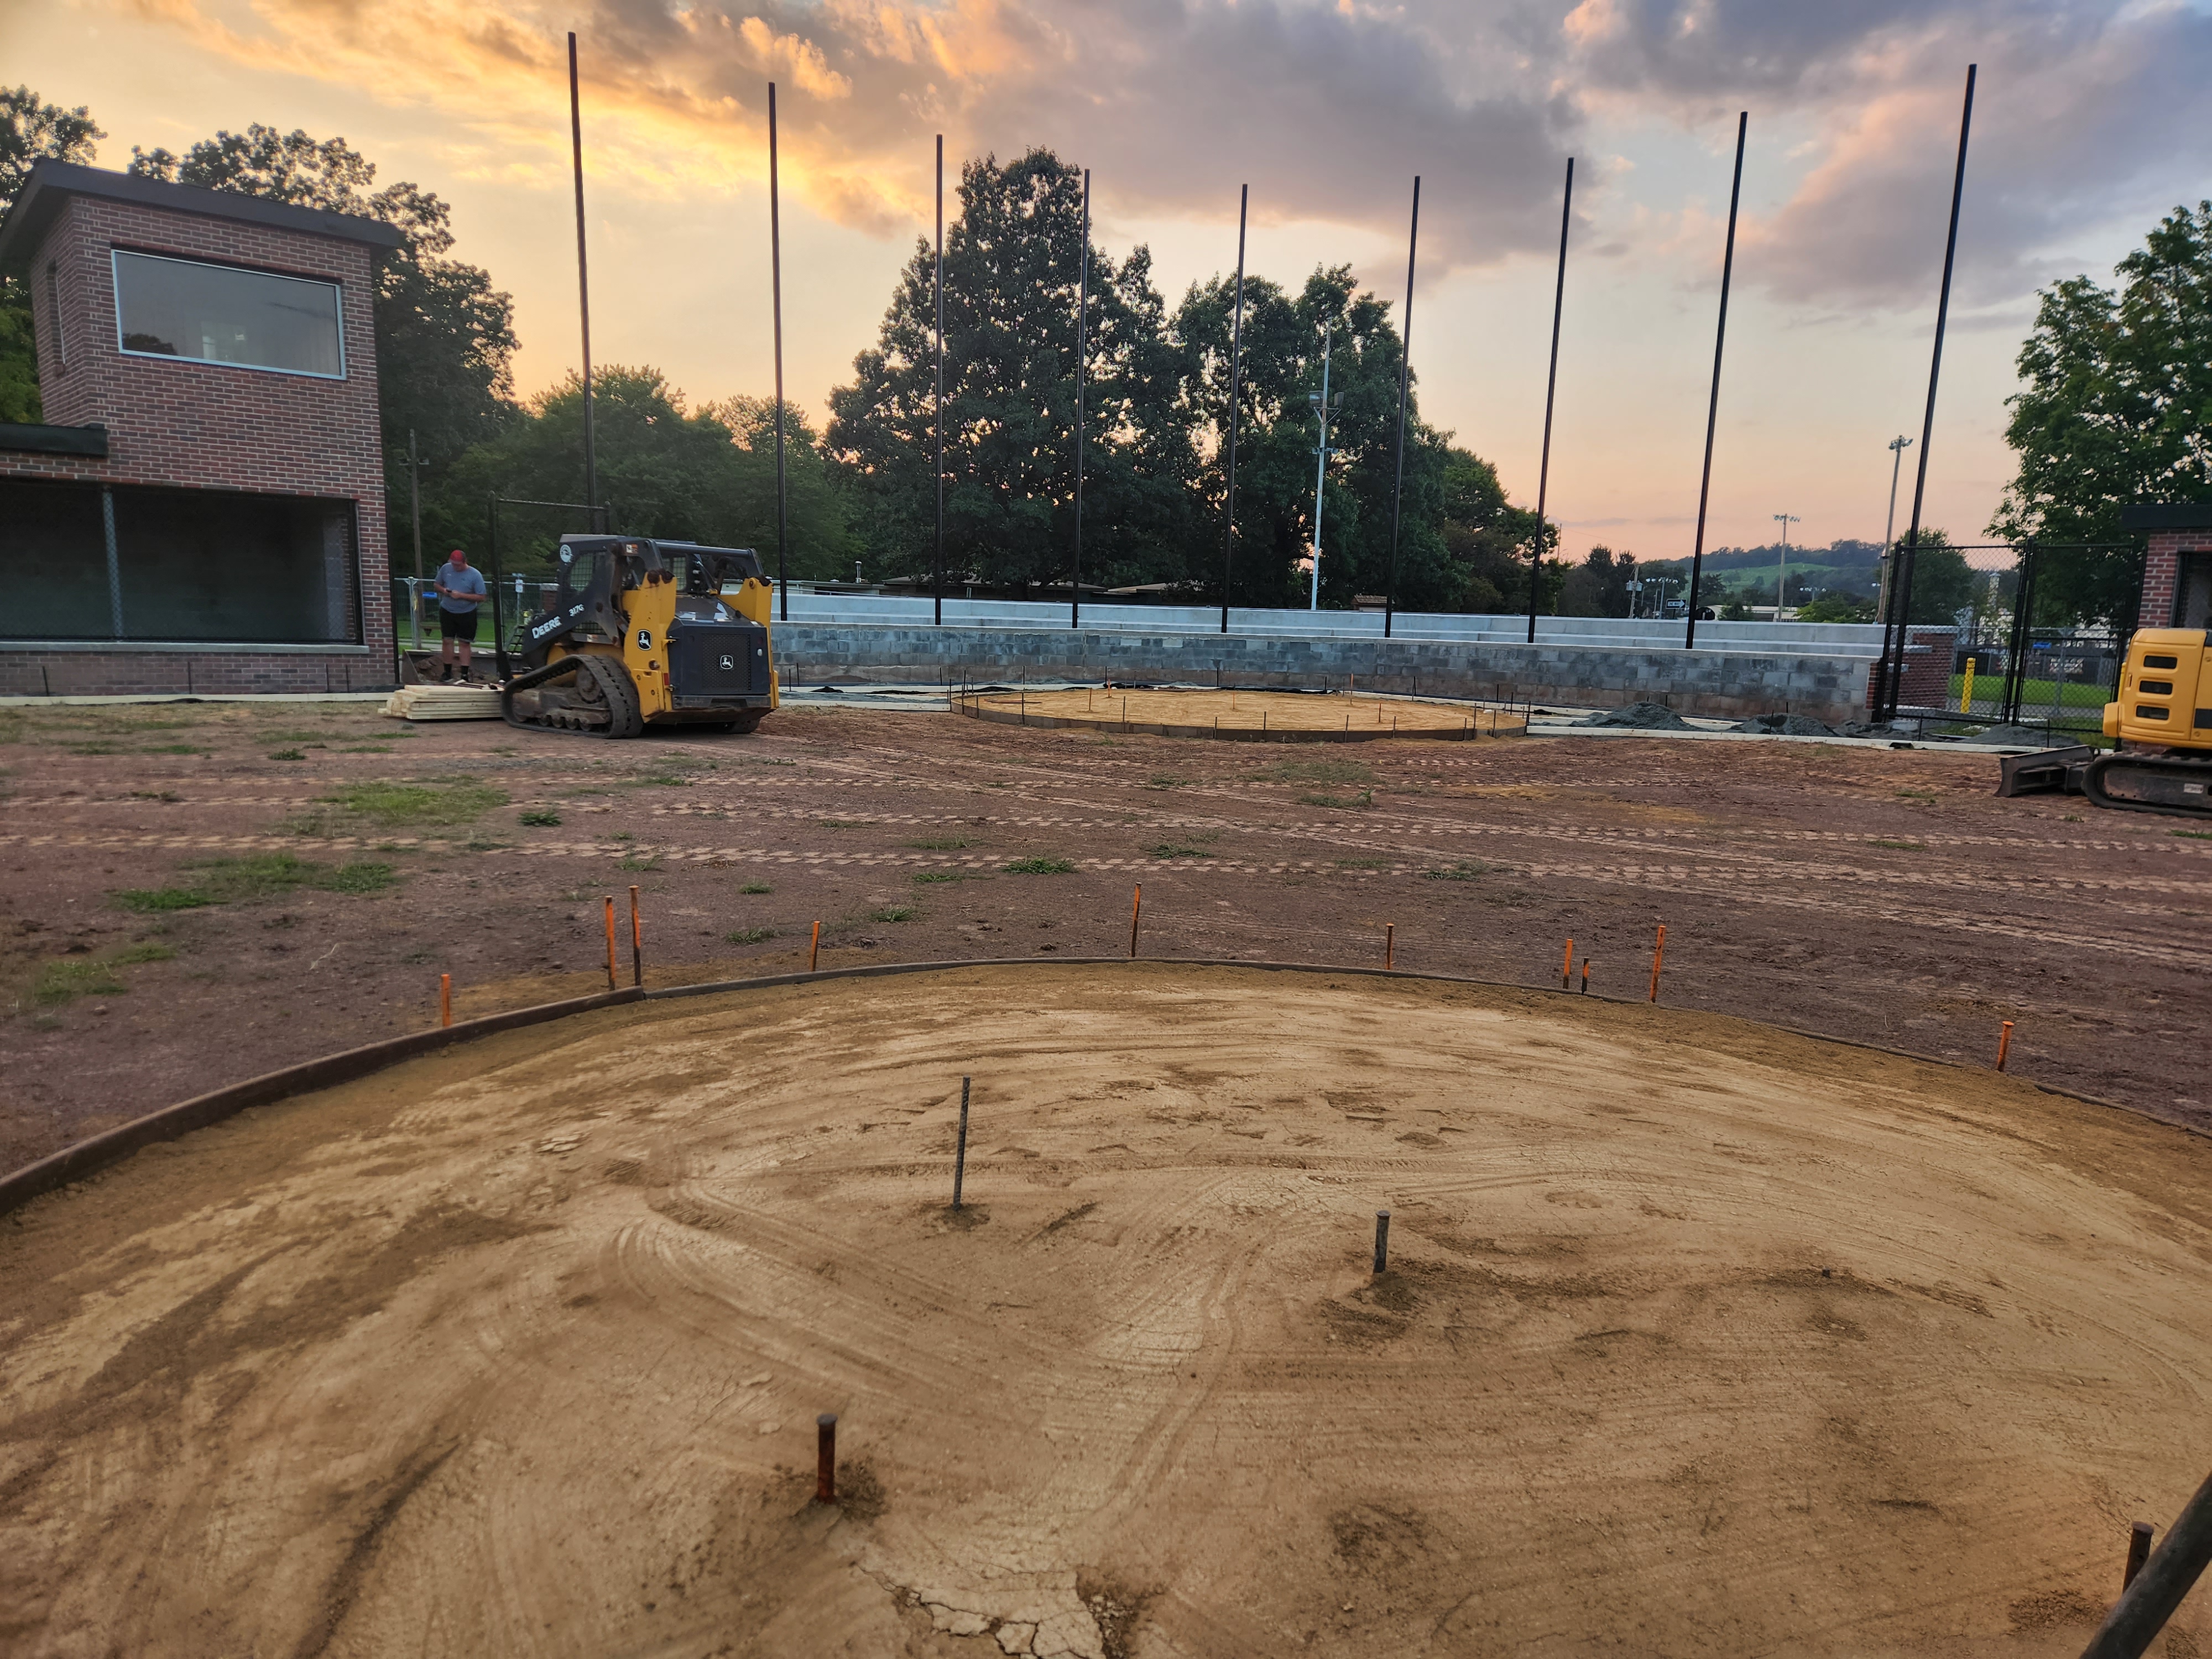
xmin=500 ymin=535 xmax=778 ymax=737
xmin=1996 ymin=629 xmax=2212 ymax=815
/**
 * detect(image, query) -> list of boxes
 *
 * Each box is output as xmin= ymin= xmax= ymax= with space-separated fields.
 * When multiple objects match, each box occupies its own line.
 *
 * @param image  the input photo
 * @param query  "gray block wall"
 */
xmin=774 ymin=623 xmax=1873 ymax=724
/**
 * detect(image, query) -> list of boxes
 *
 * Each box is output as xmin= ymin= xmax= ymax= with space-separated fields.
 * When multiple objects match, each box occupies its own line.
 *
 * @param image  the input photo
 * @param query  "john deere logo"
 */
xmin=635 ymin=628 xmax=651 ymax=650
xmin=718 ymin=654 xmax=734 ymax=671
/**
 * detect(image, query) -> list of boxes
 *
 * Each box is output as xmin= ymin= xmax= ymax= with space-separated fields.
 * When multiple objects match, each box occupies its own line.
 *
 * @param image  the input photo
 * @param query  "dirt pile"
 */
xmin=1735 ymin=712 xmax=1839 ymax=737
xmin=1574 ymin=701 xmax=1693 ymax=729
xmin=4 ymin=964 xmax=2208 ymax=1656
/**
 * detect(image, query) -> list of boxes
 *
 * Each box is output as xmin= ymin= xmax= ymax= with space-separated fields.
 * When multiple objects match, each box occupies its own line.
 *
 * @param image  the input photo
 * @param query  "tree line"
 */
xmin=3 ymin=83 xmax=2204 ymax=622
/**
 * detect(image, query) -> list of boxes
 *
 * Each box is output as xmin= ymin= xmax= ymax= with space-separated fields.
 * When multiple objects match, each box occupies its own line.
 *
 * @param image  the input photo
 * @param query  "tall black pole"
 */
xmin=768 ymin=82 xmax=788 ymax=621
xmin=1072 ymin=166 xmax=1090 ymax=630
xmin=1683 ymin=113 xmax=1746 ymax=650
xmin=567 ymin=33 xmax=599 ymax=529
xmin=1528 ymin=157 xmax=1573 ymax=644
xmin=1219 ymin=184 xmax=1248 ymax=635
xmin=1878 ymin=64 xmax=1977 ymax=721
xmin=1384 ymin=176 xmax=1420 ymax=639
xmin=933 ymin=134 xmax=945 ymax=628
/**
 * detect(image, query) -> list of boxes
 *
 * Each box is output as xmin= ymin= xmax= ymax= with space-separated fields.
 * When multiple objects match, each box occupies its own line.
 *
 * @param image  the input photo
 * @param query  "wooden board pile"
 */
xmin=380 ymin=684 xmax=505 ymax=722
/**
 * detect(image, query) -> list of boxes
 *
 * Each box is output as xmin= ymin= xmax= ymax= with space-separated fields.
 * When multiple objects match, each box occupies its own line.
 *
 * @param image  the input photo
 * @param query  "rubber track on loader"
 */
xmin=501 ymin=653 xmax=644 ymax=739
xmin=2079 ymin=750 xmax=2212 ymax=817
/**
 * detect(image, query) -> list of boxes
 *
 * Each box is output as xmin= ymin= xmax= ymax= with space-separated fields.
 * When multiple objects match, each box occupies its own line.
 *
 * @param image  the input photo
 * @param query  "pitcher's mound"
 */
xmin=4 ymin=964 xmax=2206 ymax=1657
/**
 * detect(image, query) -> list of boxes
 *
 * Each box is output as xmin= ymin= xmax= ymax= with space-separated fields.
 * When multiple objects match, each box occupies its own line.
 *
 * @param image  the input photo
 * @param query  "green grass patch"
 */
xmin=32 ymin=942 xmax=176 ymax=1005
xmin=1422 ymin=860 xmax=1488 ymax=881
xmin=140 ymin=743 xmax=205 ymax=755
xmin=818 ymin=819 xmax=869 ymax=829
xmin=2172 ymin=829 xmax=2212 ymax=841
xmin=906 ymin=837 xmax=969 ymax=851
xmin=1867 ymin=838 xmax=1927 ymax=851
xmin=726 ymin=927 xmax=778 ymax=945
xmin=1255 ymin=758 xmax=1373 ymax=785
xmin=1894 ymin=788 xmax=1938 ymax=802
xmin=1146 ymin=774 xmax=1193 ymax=789
xmin=913 ymin=869 xmax=977 ymax=884
xmin=519 ymin=809 xmax=563 ymax=827
xmin=268 ymin=749 xmax=306 ymax=761
xmin=1148 ymin=842 xmax=1217 ymax=859
xmin=1004 ymin=856 xmax=1076 ymax=874
xmin=1300 ymin=789 xmax=1375 ymax=811
xmin=739 ymin=880 xmax=773 ymax=894
xmin=1337 ymin=857 xmax=1389 ymax=870
xmin=869 ymin=905 xmax=919 ymax=923
xmin=317 ymin=780 xmax=507 ymax=827
xmin=114 ymin=853 xmax=397 ymax=911
xmin=617 ymin=854 xmax=660 ymax=872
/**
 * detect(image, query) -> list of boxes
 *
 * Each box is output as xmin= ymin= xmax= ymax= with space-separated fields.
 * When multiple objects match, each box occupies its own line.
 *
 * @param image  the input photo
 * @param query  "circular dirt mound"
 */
xmin=963 ymin=686 xmax=1522 ymax=742
xmin=4 ymin=966 xmax=2208 ymax=1657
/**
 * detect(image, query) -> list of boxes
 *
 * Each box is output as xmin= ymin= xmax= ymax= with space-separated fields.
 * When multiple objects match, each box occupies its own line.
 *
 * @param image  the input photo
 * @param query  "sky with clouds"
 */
xmin=8 ymin=0 xmax=2210 ymax=566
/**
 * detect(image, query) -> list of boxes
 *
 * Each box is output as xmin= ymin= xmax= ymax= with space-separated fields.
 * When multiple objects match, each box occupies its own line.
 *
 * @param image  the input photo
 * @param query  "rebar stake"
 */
xmin=1373 ymin=1210 xmax=1391 ymax=1275
xmin=816 ymin=1413 xmax=837 ymax=1504
xmin=952 ymin=1076 xmax=971 ymax=1210
xmin=2125 ymin=1521 xmax=2154 ymax=1590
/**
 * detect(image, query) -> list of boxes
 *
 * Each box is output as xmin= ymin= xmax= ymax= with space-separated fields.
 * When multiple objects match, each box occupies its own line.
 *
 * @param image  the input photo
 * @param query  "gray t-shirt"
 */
xmin=436 ymin=565 xmax=486 ymax=613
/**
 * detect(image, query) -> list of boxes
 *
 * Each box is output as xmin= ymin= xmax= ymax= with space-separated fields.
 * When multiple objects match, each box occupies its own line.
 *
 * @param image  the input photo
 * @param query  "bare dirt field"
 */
xmin=0 ymin=694 xmax=2206 ymax=1186
xmin=962 ymin=686 xmax=1523 ymax=739
xmin=3 ymin=966 xmax=2208 ymax=1656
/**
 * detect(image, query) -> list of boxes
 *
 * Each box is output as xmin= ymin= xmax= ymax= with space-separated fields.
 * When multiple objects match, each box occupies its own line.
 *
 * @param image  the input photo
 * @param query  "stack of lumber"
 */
xmin=381 ymin=683 xmax=505 ymax=722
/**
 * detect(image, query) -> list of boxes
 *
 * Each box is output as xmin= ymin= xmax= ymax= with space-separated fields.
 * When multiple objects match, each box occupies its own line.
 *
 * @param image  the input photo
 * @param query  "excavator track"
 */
xmin=500 ymin=653 xmax=643 ymax=739
xmin=2079 ymin=750 xmax=2212 ymax=817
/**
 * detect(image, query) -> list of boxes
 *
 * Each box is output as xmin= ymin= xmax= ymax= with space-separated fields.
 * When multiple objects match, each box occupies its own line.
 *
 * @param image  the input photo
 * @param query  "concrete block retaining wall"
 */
xmin=775 ymin=623 xmax=1873 ymax=724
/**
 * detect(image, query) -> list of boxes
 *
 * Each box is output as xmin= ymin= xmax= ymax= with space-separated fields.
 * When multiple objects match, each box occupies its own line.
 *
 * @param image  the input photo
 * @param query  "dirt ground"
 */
xmin=964 ymin=686 xmax=1522 ymax=738
xmin=0 ymin=695 xmax=2207 ymax=1183
xmin=3 ymin=967 xmax=2208 ymax=1656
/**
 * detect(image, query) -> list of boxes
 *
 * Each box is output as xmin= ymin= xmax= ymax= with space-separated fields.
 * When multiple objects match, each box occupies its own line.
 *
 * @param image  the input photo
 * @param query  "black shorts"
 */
xmin=439 ymin=607 xmax=478 ymax=640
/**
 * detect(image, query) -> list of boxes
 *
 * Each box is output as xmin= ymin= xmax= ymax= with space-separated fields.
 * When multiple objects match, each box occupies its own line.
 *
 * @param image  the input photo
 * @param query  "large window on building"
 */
xmin=1 ymin=478 xmax=361 ymax=643
xmin=112 ymin=250 xmax=345 ymax=378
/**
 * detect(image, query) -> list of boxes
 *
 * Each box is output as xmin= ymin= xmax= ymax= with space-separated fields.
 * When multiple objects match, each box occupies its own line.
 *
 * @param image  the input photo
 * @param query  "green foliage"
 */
xmin=1794 ymin=592 xmax=1876 ymax=623
xmin=904 ymin=838 xmax=968 ymax=851
xmin=1992 ymin=202 xmax=2212 ymax=624
xmin=738 ymin=880 xmax=773 ymax=894
xmin=1251 ymin=757 xmax=1372 ymax=784
xmin=1298 ymin=789 xmax=1375 ymax=810
xmin=1422 ymin=860 xmax=1489 ymax=881
xmin=126 ymin=126 xmax=520 ymax=566
xmin=868 ymin=905 xmax=919 ymax=922
xmin=727 ymin=926 xmax=778 ymax=943
xmin=825 ymin=148 xmax=1530 ymax=609
xmin=317 ymin=780 xmax=506 ymax=826
xmin=268 ymin=748 xmax=306 ymax=761
xmin=1146 ymin=842 xmax=1217 ymax=859
xmin=1557 ymin=546 xmax=1637 ymax=618
xmin=518 ymin=808 xmax=562 ymax=826
xmin=115 ymin=853 xmax=396 ymax=910
xmin=1003 ymin=856 xmax=1076 ymax=874
xmin=911 ymin=870 xmax=973 ymax=884
xmin=0 ymin=86 xmax=106 ymax=421
xmin=32 ymin=943 xmax=175 ymax=1005
xmin=1891 ymin=530 xmax=1981 ymax=624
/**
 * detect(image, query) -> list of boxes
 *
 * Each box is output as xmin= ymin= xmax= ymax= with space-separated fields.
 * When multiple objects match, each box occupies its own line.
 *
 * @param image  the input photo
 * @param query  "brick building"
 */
xmin=2121 ymin=504 xmax=2212 ymax=631
xmin=0 ymin=160 xmax=403 ymax=694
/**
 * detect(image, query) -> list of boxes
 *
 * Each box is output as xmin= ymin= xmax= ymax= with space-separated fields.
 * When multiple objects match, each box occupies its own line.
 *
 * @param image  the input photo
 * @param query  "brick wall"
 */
xmin=0 ymin=650 xmax=381 ymax=697
xmin=7 ymin=190 xmax=392 ymax=688
xmin=1864 ymin=626 xmax=1956 ymax=712
xmin=2142 ymin=530 xmax=2183 ymax=626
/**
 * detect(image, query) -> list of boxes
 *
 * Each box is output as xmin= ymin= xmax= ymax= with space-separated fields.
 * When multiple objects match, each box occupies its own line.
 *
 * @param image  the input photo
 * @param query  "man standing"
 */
xmin=433 ymin=547 xmax=487 ymax=682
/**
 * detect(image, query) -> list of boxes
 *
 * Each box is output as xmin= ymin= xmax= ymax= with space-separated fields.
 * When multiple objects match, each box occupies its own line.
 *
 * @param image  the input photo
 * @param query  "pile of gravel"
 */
xmin=1735 ymin=712 xmax=1839 ymax=737
xmin=1574 ymin=701 xmax=1694 ymax=731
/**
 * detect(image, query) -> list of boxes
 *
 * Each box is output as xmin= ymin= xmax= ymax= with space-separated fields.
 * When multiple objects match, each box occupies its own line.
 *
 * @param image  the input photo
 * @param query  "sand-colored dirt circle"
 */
xmin=4 ymin=965 xmax=2209 ymax=1657
xmin=960 ymin=686 xmax=1524 ymax=741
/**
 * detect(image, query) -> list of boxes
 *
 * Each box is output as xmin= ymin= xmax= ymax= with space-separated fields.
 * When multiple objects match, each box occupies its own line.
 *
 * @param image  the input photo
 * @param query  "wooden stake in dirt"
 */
xmin=810 ymin=920 xmax=821 ymax=973
xmin=1373 ymin=1210 xmax=1390 ymax=1274
xmin=440 ymin=973 xmax=452 ymax=1028
xmin=1582 ymin=959 xmax=1592 ymax=995
xmin=1648 ymin=925 xmax=1667 ymax=1003
xmin=1562 ymin=937 xmax=1574 ymax=990
xmin=815 ymin=1413 xmax=837 ymax=1504
xmin=629 ymin=885 xmax=643 ymax=988
xmin=952 ymin=1075 xmax=971 ymax=1209
xmin=1996 ymin=1019 xmax=2015 ymax=1072
xmin=2125 ymin=1521 xmax=2154 ymax=1590
xmin=603 ymin=898 xmax=617 ymax=990
xmin=1129 ymin=884 xmax=1142 ymax=959
xmin=1385 ymin=924 xmax=1395 ymax=970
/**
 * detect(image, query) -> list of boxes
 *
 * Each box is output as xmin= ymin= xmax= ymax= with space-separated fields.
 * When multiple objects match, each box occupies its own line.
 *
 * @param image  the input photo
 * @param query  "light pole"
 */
xmin=1772 ymin=512 xmax=1799 ymax=620
xmin=1306 ymin=322 xmax=1340 ymax=612
xmin=1879 ymin=435 xmax=1912 ymax=622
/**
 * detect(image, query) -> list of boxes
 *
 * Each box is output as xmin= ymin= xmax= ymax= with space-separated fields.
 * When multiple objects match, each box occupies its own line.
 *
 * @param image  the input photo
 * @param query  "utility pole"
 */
xmin=1878 ymin=435 xmax=1912 ymax=623
xmin=1306 ymin=322 xmax=1338 ymax=611
xmin=1772 ymin=512 xmax=1799 ymax=619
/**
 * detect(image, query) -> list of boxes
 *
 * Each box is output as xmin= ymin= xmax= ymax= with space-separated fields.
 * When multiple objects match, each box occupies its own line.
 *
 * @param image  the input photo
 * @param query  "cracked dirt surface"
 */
xmin=3 ymin=966 xmax=2209 ymax=1655
xmin=2 ymin=698 xmax=2207 ymax=1180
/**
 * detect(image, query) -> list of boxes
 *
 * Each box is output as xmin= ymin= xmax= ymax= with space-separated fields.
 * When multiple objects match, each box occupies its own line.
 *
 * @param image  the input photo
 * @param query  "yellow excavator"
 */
xmin=500 ymin=535 xmax=779 ymax=737
xmin=2000 ymin=629 xmax=2211 ymax=813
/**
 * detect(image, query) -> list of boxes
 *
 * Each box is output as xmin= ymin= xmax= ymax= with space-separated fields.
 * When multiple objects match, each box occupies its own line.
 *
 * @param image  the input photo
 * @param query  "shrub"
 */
xmin=1004 ymin=857 xmax=1076 ymax=874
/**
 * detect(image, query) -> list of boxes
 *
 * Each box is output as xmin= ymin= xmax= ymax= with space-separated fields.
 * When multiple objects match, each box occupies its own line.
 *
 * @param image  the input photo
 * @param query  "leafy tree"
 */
xmin=826 ymin=149 xmax=1193 ymax=594
xmin=0 ymin=86 xmax=105 ymax=421
xmin=1992 ymin=202 xmax=2212 ymax=626
xmin=443 ymin=368 xmax=851 ymax=580
xmin=1558 ymin=545 xmax=1637 ymax=618
xmin=1796 ymin=592 xmax=1876 ymax=624
xmin=1439 ymin=447 xmax=1549 ymax=614
xmin=127 ymin=126 xmax=519 ymax=556
xmin=1891 ymin=529 xmax=1980 ymax=624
